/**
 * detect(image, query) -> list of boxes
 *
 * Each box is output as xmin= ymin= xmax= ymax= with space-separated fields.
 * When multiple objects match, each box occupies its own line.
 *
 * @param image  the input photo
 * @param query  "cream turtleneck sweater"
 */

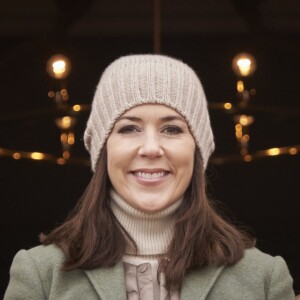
xmin=110 ymin=189 xmax=182 ymax=256
xmin=110 ymin=190 xmax=181 ymax=300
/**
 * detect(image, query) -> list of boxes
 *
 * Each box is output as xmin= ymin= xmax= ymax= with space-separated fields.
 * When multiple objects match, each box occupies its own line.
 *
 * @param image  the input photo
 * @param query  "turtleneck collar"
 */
xmin=110 ymin=189 xmax=182 ymax=256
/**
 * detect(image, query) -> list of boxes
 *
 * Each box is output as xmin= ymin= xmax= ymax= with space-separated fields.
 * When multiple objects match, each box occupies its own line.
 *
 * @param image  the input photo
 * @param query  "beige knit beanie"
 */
xmin=84 ymin=54 xmax=214 ymax=171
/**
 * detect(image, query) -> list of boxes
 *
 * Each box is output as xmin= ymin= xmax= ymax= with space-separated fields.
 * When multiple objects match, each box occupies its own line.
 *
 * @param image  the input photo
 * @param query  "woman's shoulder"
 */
xmin=182 ymin=247 xmax=294 ymax=299
xmin=32 ymin=243 xmax=64 ymax=254
xmin=241 ymin=247 xmax=277 ymax=265
xmin=225 ymin=247 xmax=291 ymax=277
xmin=22 ymin=243 xmax=64 ymax=258
xmin=217 ymin=247 xmax=295 ymax=299
xmin=5 ymin=244 xmax=68 ymax=299
xmin=13 ymin=244 xmax=66 ymax=272
xmin=237 ymin=247 xmax=288 ymax=272
xmin=26 ymin=243 xmax=65 ymax=255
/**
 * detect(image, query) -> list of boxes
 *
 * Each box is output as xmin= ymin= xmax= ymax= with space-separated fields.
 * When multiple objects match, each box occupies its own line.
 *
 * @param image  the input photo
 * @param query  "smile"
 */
xmin=130 ymin=169 xmax=170 ymax=184
xmin=134 ymin=171 xmax=167 ymax=179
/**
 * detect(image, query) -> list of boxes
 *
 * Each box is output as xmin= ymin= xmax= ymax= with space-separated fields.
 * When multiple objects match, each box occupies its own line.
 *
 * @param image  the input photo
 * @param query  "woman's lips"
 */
xmin=130 ymin=169 xmax=170 ymax=185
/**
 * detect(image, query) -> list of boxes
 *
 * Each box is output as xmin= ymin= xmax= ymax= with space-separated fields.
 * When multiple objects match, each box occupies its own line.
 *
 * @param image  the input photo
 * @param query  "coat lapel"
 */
xmin=181 ymin=265 xmax=224 ymax=300
xmin=85 ymin=261 xmax=127 ymax=300
xmin=85 ymin=261 xmax=224 ymax=300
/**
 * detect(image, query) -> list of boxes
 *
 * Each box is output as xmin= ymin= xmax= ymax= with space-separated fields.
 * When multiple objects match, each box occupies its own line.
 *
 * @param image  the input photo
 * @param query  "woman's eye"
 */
xmin=162 ymin=126 xmax=183 ymax=135
xmin=118 ymin=125 xmax=140 ymax=134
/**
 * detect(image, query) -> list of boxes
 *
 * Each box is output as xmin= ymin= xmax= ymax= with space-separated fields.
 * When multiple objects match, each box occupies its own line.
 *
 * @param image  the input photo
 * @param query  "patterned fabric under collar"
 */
xmin=123 ymin=262 xmax=180 ymax=300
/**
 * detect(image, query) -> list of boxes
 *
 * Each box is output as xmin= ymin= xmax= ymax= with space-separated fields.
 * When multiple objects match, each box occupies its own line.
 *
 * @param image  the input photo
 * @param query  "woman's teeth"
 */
xmin=135 ymin=171 xmax=166 ymax=179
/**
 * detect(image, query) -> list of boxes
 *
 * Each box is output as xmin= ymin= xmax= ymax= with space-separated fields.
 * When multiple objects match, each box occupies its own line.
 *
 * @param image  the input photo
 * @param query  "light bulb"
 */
xmin=55 ymin=116 xmax=77 ymax=129
xmin=232 ymin=53 xmax=256 ymax=77
xmin=46 ymin=54 xmax=71 ymax=79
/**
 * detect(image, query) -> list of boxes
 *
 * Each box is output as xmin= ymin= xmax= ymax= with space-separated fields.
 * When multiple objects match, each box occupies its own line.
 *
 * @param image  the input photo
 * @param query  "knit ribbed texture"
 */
xmin=110 ymin=189 xmax=181 ymax=256
xmin=84 ymin=54 xmax=214 ymax=171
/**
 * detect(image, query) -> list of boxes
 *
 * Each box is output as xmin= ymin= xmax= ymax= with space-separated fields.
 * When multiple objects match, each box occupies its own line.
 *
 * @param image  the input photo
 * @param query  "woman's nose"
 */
xmin=137 ymin=132 xmax=164 ymax=157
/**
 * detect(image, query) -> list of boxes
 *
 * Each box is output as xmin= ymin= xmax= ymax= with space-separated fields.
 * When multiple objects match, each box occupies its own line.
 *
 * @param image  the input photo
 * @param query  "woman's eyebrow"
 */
xmin=116 ymin=116 xmax=142 ymax=122
xmin=116 ymin=115 xmax=185 ymax=123
xmin=160 ymin=115 xmax=185 ymax=122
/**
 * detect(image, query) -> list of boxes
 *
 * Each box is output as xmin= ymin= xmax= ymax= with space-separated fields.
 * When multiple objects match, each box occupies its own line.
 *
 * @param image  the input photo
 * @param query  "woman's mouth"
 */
xmin=130 ymin=169 xmax=170 ymax=184
xmin=134 ymin=171 xmax=167 ymax=179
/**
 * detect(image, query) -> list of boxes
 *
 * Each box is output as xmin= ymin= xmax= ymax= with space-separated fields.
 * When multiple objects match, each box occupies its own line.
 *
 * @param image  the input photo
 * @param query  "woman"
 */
xmin=5 ymin=54 xmax=295 ymax=299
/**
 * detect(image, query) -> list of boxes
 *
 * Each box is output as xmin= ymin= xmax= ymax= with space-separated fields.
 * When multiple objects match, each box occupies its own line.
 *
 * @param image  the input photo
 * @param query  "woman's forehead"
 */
xmin=121 ymin=104 xmax=184 ymax=119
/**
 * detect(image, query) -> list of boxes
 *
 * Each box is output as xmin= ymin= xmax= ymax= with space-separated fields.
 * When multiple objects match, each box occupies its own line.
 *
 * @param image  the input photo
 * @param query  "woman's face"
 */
xmin=107 ymin=104 xmax=196 ymax=213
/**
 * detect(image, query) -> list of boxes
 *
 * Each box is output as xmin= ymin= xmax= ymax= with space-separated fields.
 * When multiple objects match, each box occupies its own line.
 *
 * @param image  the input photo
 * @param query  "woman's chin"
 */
xmin=130 ymin=194 xmax=175 ymax=213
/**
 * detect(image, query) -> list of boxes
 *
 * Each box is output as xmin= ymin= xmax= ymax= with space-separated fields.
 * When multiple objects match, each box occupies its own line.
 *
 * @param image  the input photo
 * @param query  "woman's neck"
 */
xmin=110 ymin=189 xmax=182 ymax=256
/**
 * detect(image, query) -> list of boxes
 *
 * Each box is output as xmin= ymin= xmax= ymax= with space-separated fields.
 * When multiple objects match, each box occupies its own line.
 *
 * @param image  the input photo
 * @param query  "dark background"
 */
xmin=0 ymin=0 xmax=299 ymax=296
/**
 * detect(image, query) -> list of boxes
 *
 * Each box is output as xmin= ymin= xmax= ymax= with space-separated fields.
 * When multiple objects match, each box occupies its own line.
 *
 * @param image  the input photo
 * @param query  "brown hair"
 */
xmin=41 ymin=147 xmax=255 ymax=288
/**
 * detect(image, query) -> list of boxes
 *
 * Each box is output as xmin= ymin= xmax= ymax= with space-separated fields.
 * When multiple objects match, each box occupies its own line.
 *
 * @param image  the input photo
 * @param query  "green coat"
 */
xmin=4 ymin=244 xmax=294 ymax=300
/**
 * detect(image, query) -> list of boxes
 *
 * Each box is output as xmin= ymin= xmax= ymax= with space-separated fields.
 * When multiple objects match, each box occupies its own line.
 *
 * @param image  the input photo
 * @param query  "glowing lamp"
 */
xmin=232 ymin=53 xmax=256 ymax=77
xmin=46 ymin=54 xmax=71 ymax=79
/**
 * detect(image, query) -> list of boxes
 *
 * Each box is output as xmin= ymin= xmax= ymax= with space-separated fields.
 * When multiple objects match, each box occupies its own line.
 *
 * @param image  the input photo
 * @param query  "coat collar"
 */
xmin=85 ymin=261 xmax=127 ymax=300
xmin=85 ymin=261 xmax=224 ymax=300
xmin=181 ymin=265 xmax=225 ymax=300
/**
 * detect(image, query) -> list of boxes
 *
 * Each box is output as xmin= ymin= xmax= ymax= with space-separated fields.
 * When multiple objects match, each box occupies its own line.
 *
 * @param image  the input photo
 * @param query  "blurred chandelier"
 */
xmin=0 ymin=0 xmax=299 ymax=166
xmin=0 ymin=52 xmax=299 ymax=166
